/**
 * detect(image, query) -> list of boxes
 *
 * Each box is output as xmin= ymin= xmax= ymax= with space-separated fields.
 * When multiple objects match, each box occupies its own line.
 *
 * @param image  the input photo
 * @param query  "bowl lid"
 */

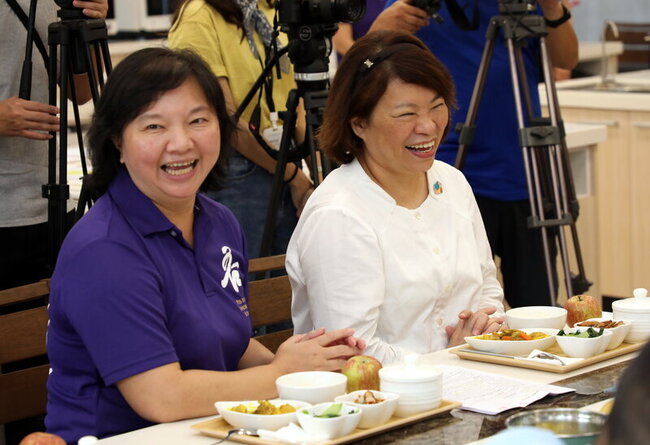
xmin=378 ymin=354 xmax=441 ymax=383
xmin=612 ymin=288 xmax=650 ymax=313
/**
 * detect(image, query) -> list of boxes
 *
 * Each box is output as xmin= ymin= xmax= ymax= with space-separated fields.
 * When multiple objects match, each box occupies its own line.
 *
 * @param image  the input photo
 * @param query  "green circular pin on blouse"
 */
xmin=433 ymin=181 xmax=443 ymax=194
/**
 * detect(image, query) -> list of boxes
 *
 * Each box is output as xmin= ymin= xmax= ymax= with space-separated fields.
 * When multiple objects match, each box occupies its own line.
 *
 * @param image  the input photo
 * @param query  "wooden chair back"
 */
xmin=247 ymin=255 xmax=293 ymax=353
xmin=0 ymin=280 xmax=51 ymax=425
xmin=606 ymin=22 xmax=650 ymax=72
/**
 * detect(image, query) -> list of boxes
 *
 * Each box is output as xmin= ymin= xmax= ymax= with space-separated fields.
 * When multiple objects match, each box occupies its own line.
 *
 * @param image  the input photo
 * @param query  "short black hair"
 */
xmin=86 ymin=47 xmax=234 ymax=197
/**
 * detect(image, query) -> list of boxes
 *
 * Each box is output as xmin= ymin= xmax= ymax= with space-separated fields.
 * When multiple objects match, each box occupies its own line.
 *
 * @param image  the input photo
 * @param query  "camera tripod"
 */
xmin=44 ymin=8 xmax=112 ymax=266
xmin=234 ymin=30 xmax=333 ymax=259
xmin=454 ymin=4 xmax=591 ymax=305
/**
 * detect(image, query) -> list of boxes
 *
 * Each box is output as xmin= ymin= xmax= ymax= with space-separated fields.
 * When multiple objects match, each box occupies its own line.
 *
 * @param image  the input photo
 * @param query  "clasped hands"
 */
xmin=273 ymin=328 xmax=366 ymax=374
xmin=445 ymin=306 xmax=506 ymax=347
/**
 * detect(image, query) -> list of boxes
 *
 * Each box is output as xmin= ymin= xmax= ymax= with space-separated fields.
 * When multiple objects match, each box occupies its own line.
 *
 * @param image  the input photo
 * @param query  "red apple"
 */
xmin=341 ymin=355 xmax=382 ymax=392
xmin=564 ymin=294 xmax=601 ymax=327
xmin=19 ymin=432 xmax=66 ymax=445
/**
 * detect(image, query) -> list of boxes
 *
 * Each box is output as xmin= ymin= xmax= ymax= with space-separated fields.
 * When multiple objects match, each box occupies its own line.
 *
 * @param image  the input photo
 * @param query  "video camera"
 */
xmin=498 ymin=0 xmax=537 ymax=14
xmin=276 ymin=0 xmax=365 ymax=80
xmin=411 ymin=0 xmax=443 ymax=23
xmin=54 ymin=0 xmax=87 ymax=20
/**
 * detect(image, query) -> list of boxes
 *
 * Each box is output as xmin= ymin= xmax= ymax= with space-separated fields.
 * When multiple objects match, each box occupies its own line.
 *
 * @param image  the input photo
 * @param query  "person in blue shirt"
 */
xmin=45 ymin=47 xmax=364 ymax=443
xmin=377 ymin=0 xmax=578 ymax=307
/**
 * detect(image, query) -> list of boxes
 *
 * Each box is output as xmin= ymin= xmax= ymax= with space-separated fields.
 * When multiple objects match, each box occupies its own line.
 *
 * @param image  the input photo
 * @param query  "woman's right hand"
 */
xmin=272 ymin=328 xmax=365 ymax=374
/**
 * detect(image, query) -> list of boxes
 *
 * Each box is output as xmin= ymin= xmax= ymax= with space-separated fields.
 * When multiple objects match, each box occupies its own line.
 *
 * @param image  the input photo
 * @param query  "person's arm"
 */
xmin=290 ymin=206 xmax=418 ymax=364
xmin=444 ymin=171 xmax=505 ymax=346
xmin=0 ymin=0 xmax=107 ymax=139
xmin=539 ymin=0 xmax=578 ymax=70
xmin=70 ymin=0 xmax=109 ymax=104
xmin=332 ymin=23 xmax=355 ymax=56
xmin=0 ymin=97 xmax=59 ymax=139
xmin=368 ymin=0 xmax=430 ymax=34
xmin=217 ymin=77 xmax=313 ymax=214
xmin=116 ymin=329 xmax=363 ymax=422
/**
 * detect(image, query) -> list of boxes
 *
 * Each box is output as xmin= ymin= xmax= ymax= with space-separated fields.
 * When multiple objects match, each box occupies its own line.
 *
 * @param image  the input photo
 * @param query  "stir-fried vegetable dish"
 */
xmin=229 ymin=400 xmax=296 ymax=415
xmin=475 ymin=329 xmax=549 ymax=341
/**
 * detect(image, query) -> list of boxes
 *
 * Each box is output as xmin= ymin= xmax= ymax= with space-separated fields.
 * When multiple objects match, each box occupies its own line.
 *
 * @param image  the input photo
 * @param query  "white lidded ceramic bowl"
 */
xmin=276 ymin=371 xmax=347 ymax=404
xmin=612 ymin=288 xmax=650 ymax=343
xmin=555 ymin=328 xmax=613 ymax=358
xmin=465 ymin=328 xmax=558 ymax=356
xmin=575 ymin=318 xmax=633 ymax=350
xmin=215 ymin=400 xmax=311 ymax=431
xmin=334 ymin=390 xmax=399 ymax=429
xmin=296 ymin=402 xmax=361 ymax=439
xmin=505 ymin=306 xmax=567 ymax=330
xmin=379 ymin=355 xmax=442 ymax=417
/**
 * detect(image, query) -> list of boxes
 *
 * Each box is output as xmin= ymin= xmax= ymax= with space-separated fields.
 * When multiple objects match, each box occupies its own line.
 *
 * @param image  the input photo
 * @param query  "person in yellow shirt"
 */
xmin=168 ymin=0 xmax=312 ymax=259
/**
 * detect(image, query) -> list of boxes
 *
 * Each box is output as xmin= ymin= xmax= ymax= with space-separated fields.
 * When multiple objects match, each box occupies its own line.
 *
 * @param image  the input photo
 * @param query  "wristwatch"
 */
xmin=544 ymin=3 xmax=571 ymax=28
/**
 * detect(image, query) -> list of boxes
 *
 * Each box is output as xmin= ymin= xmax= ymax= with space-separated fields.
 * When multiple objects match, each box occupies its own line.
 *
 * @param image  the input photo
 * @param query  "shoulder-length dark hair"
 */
xmin=86 ymin=47 xmax=235 ymax=197
xmin=318 ymin=30 xmax=456 ymax=164
xmin=171 ymin=0 xmax=275 ymax=39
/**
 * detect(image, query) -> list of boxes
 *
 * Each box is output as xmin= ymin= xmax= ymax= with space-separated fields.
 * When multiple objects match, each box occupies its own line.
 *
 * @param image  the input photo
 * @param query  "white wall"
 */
xmin=572 ymin=0 xmax=650 ymax=42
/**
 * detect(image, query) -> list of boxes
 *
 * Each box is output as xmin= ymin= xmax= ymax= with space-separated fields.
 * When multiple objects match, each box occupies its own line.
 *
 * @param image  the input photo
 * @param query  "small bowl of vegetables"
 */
xmin=296 ymin=402 xmax=361 ymax=439
xmin=555 ymin=327 xmax=613 ymax=358
xmin=576 ymin=318 xmax=632 ymax=350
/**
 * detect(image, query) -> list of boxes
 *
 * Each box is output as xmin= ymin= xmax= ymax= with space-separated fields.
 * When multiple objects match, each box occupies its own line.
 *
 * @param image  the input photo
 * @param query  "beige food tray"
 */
xmin=450 ymin=341 xmax=645 ymax=373
xmin=192 ymin=400 xmax=461 ymax=444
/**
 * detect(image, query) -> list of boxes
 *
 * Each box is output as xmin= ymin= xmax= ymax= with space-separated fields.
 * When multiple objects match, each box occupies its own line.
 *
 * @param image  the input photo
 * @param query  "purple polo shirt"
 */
xmin=46 ymin=168 xmax=252 ymax=443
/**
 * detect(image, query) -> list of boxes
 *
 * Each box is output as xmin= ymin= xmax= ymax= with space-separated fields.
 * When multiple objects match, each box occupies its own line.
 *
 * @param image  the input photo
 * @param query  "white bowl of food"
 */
xmin=334 ymin=390 xmax=399 ymax=429
xmin=379 ymin=355 xmax=442 ymax=417
xmin=575 ymin=318 xmax=633 ymax=350
xmin=276 ymin=371 xmax=347 ymax=404
xmin=555 ymin=327 xmax=613 ymax=358
xmin=465 ymin=328 xmax=558 ymax=356
xmin=215 ymin=400 xmax=311 ymax=431
xmin=506 ymin=306 xmax=567 ymax=330
xmin=296 ymin=402 xmax=361 ymax=439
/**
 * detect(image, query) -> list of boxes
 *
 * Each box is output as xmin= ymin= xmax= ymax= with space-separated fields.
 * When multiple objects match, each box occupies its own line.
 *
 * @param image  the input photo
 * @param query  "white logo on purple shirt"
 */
xmin=221 ymin=246 xmax=242 ymax=292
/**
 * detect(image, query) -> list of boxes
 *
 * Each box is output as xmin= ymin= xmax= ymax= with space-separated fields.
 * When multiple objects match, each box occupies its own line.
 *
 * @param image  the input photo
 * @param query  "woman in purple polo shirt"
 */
xmin=45 ymin=48 xmax=364 ymax=443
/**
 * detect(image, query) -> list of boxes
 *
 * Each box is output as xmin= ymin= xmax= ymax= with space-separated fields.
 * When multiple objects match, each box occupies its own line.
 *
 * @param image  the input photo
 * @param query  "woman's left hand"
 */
xmin=296 ymin=327 xmax=367 ymax=351
xmin=445 ymin=307 xmax=505 ymax=347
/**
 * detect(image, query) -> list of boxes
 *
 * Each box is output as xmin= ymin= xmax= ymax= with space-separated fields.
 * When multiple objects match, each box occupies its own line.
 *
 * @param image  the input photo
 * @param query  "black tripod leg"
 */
xmin=258 ymin=90 xmax=300 ymax=258
xmin=455 ymin=30 xmax=497 ymax=170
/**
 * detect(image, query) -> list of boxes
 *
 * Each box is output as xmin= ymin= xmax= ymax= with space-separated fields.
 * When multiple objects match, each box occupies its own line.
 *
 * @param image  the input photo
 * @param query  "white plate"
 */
xmin=465 ymin=328 xmax=558 ymax=356
xmin=215 ymin=399 xmax=311 ymax=431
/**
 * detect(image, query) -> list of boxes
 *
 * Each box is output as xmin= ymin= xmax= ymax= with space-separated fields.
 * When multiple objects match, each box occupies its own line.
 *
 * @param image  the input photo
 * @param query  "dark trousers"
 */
xmin=0 ymin=222 xmax=49 ymax=290
xmin=476 ymin=196 xmax=558 ymax=308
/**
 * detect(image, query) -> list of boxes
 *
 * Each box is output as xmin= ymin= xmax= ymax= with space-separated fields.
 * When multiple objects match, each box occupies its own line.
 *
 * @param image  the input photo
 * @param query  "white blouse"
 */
xmin=287 ymin=159 xmax=504 ymax=364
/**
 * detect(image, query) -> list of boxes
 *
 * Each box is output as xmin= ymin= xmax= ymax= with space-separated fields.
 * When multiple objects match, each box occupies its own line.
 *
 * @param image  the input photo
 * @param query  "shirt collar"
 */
xmin=107 ymin=167 xmax=176 ymax=237
xmin=349 ymin=158 xmax=444 ymax=205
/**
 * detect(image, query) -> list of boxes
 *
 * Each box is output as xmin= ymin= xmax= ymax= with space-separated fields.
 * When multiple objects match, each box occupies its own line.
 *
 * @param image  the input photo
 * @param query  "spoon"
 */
xmin=210 ymin=428 xmax=258 ymax=444
xmin=530 ymin=351 xmax=566 ymax=366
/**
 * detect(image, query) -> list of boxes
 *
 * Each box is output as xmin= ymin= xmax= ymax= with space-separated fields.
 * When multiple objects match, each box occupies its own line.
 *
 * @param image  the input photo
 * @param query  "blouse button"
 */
xmin=432 ymin=247 xmax=440 ymax=254
xmin=414 ymin=212 xmax=421 ymax=219
xmin=170 ymin=230 xmax=177 ymax=237
xmin=436 ymin=318 xmax=444 ymax=326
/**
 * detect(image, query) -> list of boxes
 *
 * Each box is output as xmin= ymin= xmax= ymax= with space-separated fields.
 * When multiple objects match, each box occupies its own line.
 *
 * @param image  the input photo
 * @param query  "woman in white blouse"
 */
xmin=287 ymin=30 xmax=506 ymax=364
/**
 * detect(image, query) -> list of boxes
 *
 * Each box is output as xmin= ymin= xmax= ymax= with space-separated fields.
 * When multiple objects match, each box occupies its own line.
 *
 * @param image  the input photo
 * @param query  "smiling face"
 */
xmin=118 ymin=78 xmax=221 ymax=214
xmin=351 ymin=79 xmax=449 ymax=190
